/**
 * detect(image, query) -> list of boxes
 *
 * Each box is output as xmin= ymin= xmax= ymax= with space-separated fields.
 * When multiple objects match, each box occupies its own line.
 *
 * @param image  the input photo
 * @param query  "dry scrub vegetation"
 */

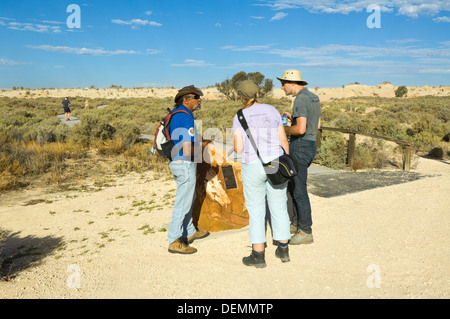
xmin=0 ymin=95 xmax=449 ymax=191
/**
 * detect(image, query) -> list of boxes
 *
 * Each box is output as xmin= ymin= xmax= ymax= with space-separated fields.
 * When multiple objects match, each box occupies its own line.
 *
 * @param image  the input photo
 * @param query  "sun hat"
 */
xmin=236 ymin=80 xmax=259 ymax=100
xmin=174 ymin=85 xmax=204 ymax=103
xmin=276 ymin=69 xmax=308 ymax=85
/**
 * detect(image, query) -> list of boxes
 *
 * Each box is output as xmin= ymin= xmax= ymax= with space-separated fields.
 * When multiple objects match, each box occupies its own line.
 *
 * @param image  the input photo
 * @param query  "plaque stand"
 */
xmin=192 ymin=143 xmax=249 ymax=232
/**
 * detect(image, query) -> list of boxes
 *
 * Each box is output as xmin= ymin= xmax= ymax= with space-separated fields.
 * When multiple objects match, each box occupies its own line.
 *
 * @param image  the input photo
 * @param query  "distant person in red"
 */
xmin=62 ymin=97 xmax=71 ymax=121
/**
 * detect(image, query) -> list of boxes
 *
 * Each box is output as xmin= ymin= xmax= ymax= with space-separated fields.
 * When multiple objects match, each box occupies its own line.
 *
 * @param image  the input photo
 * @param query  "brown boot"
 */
xmin=186 ymin=230 xmax=210 ymax=244
xmin=168 ymin=238 xmax=197 ymax=254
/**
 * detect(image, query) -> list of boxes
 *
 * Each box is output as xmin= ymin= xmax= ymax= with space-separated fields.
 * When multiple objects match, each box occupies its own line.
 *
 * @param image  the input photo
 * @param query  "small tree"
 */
xmin=395 ymin=86 xmax=408 ymax=97
xmin=215 ymin=71 xmax=273 ymax=101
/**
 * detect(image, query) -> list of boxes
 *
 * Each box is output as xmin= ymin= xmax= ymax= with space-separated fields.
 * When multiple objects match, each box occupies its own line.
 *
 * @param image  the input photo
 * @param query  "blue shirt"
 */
xmin=169 ymin=105 xmax=198 ymax=161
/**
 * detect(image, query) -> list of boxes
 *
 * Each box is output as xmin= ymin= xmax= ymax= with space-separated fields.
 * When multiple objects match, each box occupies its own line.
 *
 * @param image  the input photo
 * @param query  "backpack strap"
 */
xmin=163 ymin=108 xmax=191 ymax=139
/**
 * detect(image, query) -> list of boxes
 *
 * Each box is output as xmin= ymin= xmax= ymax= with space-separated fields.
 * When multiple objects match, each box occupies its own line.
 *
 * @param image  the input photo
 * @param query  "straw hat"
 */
xmin=276 ymin=69 xmax=308 ymax=85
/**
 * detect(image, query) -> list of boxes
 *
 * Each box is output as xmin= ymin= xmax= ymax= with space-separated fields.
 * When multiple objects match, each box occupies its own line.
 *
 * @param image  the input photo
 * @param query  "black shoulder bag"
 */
xmin=236 ymin=109 xmax=298 ymax=185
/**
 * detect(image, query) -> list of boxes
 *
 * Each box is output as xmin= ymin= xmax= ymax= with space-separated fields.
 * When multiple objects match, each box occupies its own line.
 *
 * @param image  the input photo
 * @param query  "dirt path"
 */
xmin=0 ymin=157 xmax=448 ymax=299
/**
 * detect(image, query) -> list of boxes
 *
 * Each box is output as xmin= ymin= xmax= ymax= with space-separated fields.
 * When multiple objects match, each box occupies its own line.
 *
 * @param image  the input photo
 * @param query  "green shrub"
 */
xmin=316 ymin=132 xmax=347 ymax=169
xmin=395 ymin=86 xmax=408 ymax=97
xmin=215 ymin=71 xmax=273 ymax=101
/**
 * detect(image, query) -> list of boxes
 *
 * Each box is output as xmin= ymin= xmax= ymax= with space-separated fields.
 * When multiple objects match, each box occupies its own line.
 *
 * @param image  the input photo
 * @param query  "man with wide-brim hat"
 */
xmin=167 ymin=85 xmax=210 ymax=255
xmin=276 ymin=69 xmax=309 ymax=86
xmin=174 ymin=85 xmax=204 ymax=105
xmin=277 ymin=69 xmax=321 ymax=245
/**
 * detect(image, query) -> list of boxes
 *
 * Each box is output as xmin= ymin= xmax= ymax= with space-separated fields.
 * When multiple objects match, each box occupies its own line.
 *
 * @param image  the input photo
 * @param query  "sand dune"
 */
xmin=1 ymin=83 xmax=449 ymax=101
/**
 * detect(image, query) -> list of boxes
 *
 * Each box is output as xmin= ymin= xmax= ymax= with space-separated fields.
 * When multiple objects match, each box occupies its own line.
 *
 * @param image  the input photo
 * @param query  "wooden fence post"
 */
xmin=347 ymin=133 xmax=356 ymax=170
xmin=403 ymin=144 xmax=411 ymax=171
xmin=316 ymin=129 xmax=322 ymax=150
xmin=320 ymin=126 xmax=412 ymax=172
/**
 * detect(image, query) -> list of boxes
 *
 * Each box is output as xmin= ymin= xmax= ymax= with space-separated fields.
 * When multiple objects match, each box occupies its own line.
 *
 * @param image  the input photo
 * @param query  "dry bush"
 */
xmin=1 ymin=95 xmax=448 ymax=189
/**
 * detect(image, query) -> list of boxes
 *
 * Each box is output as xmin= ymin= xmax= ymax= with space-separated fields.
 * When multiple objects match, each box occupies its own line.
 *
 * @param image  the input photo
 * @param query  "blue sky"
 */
xmin=1 ymin=0 xmax=449 ymax=89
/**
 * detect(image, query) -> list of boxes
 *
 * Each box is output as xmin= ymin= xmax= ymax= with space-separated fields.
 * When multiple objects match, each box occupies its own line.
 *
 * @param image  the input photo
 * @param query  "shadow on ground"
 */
xmin=308 ymin=169 xmax=432 ymax=198
xmin=0 ymin=229 xmax=64 ymax=281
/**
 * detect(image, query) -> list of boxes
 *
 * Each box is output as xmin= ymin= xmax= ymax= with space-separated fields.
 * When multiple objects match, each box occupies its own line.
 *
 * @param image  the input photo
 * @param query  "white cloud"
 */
xmin=112 ymin=18 xmax=162 ymax=28
xmin=386 ymin=39 xmax=421 ymax=44
xmin=144 ymin=11 xmax=153 ymax=16
xmin=42 ymin=20 xmax=65 ymax=25
xmin=171 ymin=59 xmax=214 ymax=67
xmin=256 ymin=0 xmax=450 ymax=18
xmin=267 ymin=44 xmax=450 ymax=60
xmin=221 ymin=45 xmax=272 ymax=51
xmin=397 ymin=3 xmax=442 ymax=18
xmin=433 ymin=16 xmax=450 ymax=22
xmin=28 ymin=45 xmax=139 ymax=56
xmin=0 ymin=58 xmax=30 ymax=66
xmin=111 ymin=19 xmax=129 ymax=25
xmin=0 ymin=18 xmax=62 ymax=33
xmin=146 ymin=49 xmax=161 ymax=55
xmin=215 ymin=22 xmax=222 ymax=27
xmin=418 ymin=68 xmax=450 ymax=74
xmin=219 ymin=42 xmax=450 ymax=76
xmin=270 ymin=12 xmax=288 ymax=21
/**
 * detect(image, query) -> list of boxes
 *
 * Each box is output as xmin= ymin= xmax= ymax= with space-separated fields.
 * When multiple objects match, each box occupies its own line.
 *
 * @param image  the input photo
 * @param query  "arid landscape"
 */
xmin=0 ymin=84 xmax=449 ymax=299
xmin=2 ymin=0 xmax=449 ymax=302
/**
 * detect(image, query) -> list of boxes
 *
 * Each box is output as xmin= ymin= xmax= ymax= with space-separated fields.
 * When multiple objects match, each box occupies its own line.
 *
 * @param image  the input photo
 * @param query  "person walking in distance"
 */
xmin=167 ymin=85 xmax=211 ymax=254
xmin=62 ymin=97 xmax=71 ymax=121
xmin=277 ymin=69 xmax=321 ymax=245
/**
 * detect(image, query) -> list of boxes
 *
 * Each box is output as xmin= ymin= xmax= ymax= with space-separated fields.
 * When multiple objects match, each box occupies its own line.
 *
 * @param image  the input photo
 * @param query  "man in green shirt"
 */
xmin=278 ymin=69 xmax=321 ymax=245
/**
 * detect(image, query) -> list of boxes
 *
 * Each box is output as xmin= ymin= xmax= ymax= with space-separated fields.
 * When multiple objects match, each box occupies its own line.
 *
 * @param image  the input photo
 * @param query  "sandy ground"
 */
xmin=0 ymin=155 xmax=448 ymax=300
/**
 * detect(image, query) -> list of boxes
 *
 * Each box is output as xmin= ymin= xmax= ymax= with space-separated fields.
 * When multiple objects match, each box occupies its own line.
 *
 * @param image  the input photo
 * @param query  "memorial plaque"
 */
xmin=193 ymin=143 xmax=248 ymax=232
xmin=221 ymin=165 xmax=238 ymax=190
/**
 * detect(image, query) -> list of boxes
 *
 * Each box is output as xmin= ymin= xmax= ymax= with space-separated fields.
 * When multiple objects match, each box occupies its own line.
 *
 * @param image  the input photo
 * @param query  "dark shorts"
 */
xmin=64 ymin=106 xmax=71 ymax=113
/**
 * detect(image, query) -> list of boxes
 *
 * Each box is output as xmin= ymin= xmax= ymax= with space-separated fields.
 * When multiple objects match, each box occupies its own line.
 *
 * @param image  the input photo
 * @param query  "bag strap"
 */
xmin=236 ymin=109 xmax=266 ymax=165
xmin=237 ymin=109 xmax=288 ymax=163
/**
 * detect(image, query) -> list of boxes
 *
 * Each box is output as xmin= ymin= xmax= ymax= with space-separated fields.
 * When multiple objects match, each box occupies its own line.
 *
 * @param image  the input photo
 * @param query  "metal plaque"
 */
xmin=221 ymin=165 xmax=238 ymax=190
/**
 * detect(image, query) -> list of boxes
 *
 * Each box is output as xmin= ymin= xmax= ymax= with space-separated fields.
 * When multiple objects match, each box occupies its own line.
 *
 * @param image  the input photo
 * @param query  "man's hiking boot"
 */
xmin=186 ymin=230 xmax=210 ymax=244
xmin=242 ymin=250 xmax=266 ymax=268
xmin=290 ymin=230 xmax=314 ymax=245
xmin=275 ymin=246 xmax=290 ymax=263
xmin=168 ymin=238 xmax=197 ymax=254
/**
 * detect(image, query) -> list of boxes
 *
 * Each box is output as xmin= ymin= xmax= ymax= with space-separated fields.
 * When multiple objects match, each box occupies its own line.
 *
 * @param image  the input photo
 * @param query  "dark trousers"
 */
xmin=288 ymin=139 xmax=317 ymax=234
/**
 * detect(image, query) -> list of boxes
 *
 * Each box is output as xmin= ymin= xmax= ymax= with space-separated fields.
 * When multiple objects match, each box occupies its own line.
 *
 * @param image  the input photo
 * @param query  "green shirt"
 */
xmin=291 ymin=88 xmax=321 ymax=142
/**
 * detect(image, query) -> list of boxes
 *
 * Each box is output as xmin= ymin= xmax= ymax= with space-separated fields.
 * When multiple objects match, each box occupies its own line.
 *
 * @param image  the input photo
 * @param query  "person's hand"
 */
xmin=283 ymin=111 xmax=292 ymax=120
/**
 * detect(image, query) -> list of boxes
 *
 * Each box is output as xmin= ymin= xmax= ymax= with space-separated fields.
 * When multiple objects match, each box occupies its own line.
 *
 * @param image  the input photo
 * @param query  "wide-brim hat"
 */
xmin=276 ymin=69 xmax=308 ymax=85
xmin=174 ymin=85 xmax=204 ymax=102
